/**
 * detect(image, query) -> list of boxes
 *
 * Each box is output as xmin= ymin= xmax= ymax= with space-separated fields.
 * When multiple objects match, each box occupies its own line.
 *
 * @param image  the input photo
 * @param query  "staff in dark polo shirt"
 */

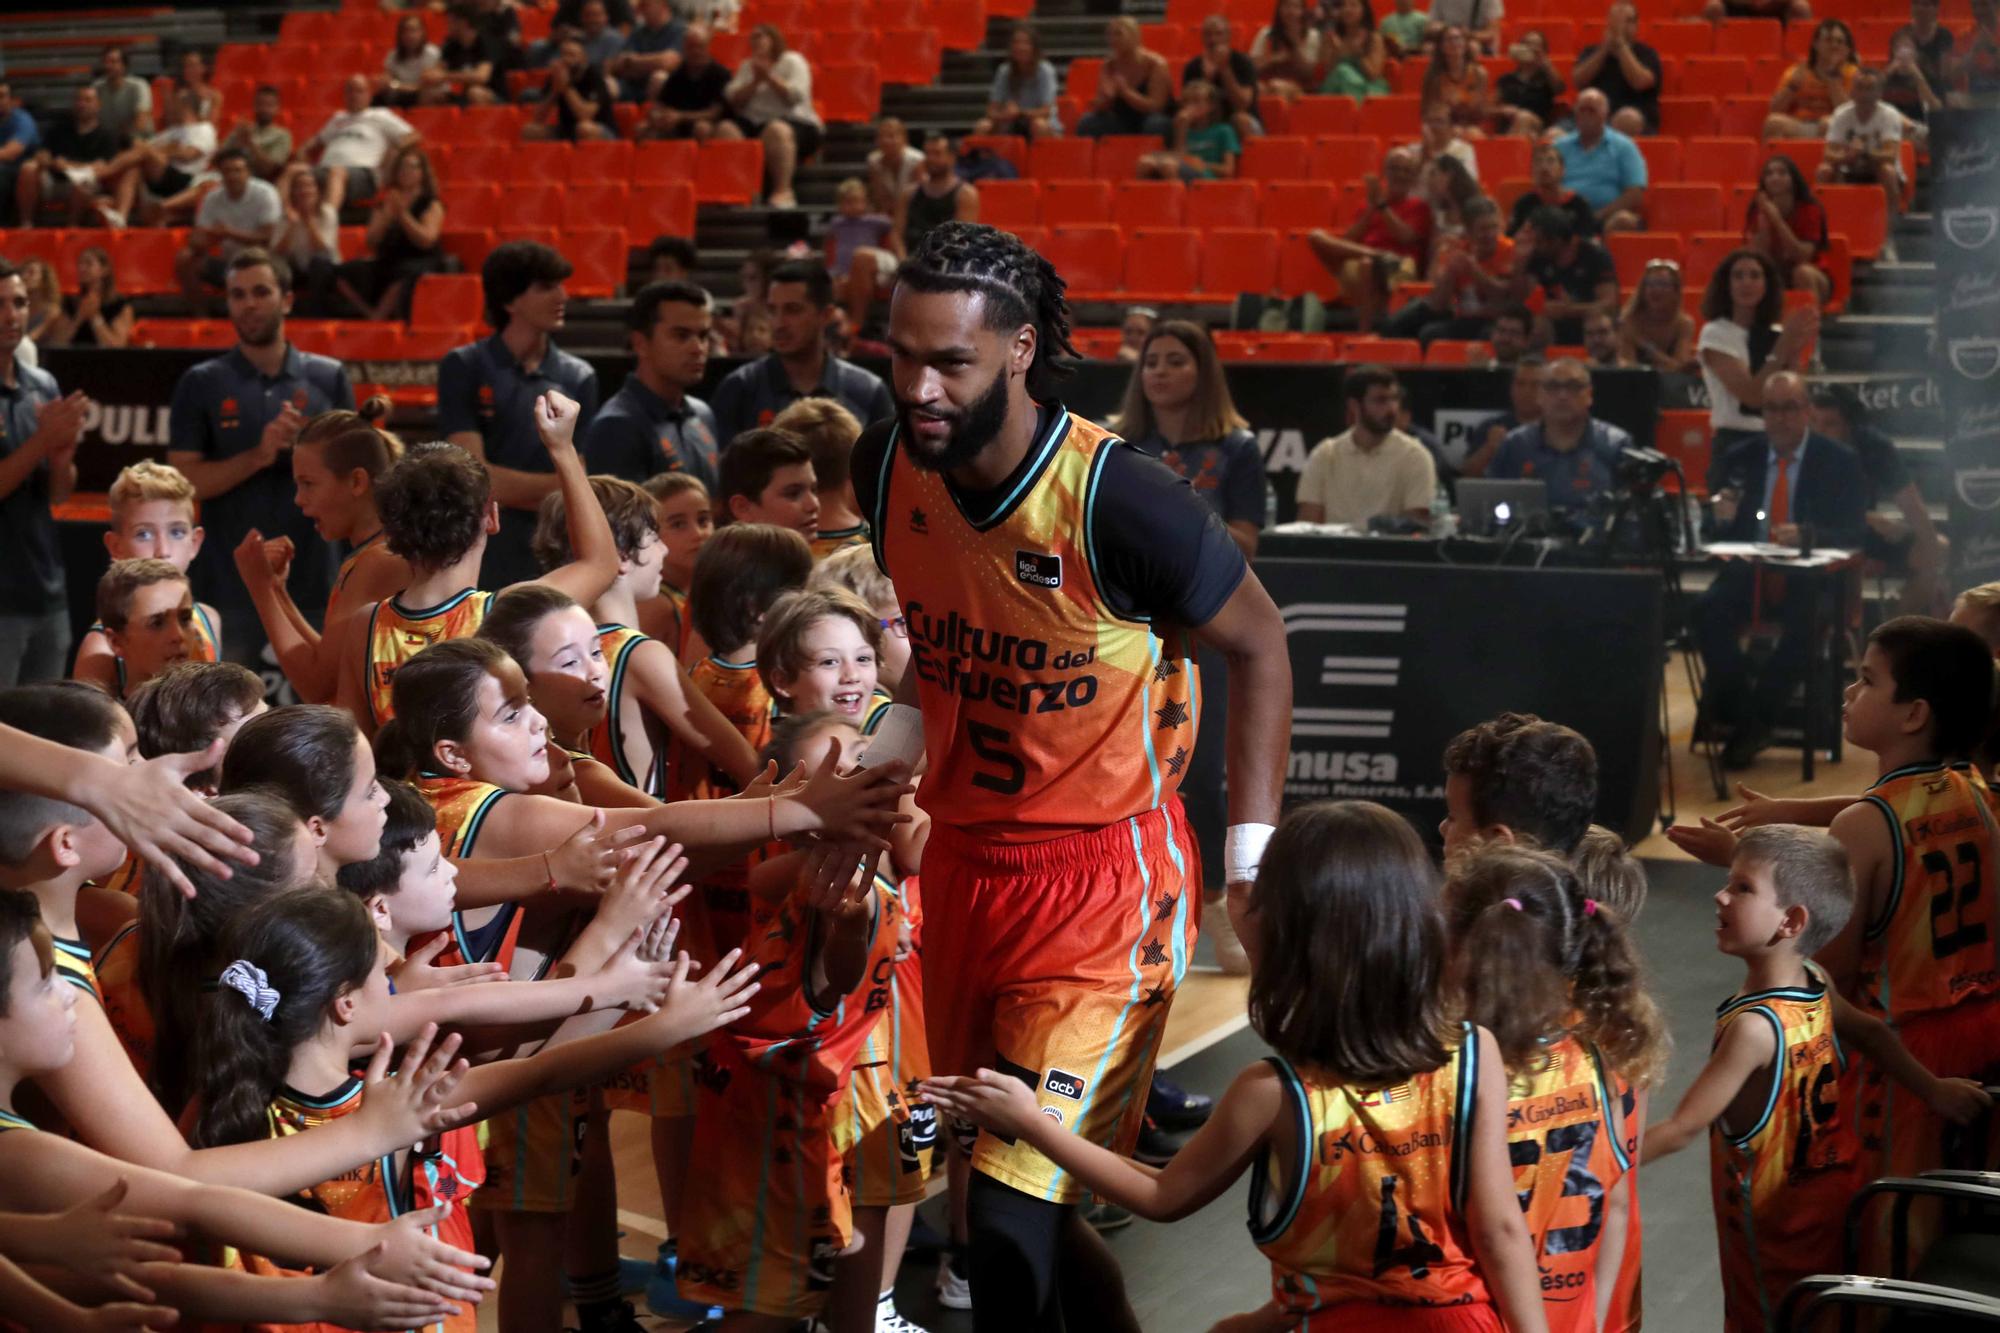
xmin=709 ymin=259 xmax=892 ymax=444
xmin=437 ymin=240 xmax=600 ymax=587
xmin=583 ymin=279 xmax=720 ymax=491
xmin=167 ymin=248 xmax=352 ymax=673
xmin=0 ymin=260 xmax=87 ymax=685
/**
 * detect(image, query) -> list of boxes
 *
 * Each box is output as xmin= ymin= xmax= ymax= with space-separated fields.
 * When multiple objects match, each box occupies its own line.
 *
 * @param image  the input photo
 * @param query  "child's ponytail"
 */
xmin=1572 ymin=897 xmax=1670 ymax=1091
xmin=191 ymin=887 xmax=382 ymax=1148
xmin=1445 ymin=847 xmax=1581 ymax=1074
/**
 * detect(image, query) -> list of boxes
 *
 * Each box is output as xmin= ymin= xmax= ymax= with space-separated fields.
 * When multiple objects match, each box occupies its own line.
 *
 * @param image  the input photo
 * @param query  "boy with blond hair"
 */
xmin=771 ymin=397 xmax=870 ymax=560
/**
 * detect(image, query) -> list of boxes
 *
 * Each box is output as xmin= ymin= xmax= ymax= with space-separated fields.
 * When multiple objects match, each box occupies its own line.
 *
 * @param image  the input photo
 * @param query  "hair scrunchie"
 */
xmin=1582 ymin=898 xmax=1599 ymax=917
xmin=218 ymin=960 xmax=280 ymax=1022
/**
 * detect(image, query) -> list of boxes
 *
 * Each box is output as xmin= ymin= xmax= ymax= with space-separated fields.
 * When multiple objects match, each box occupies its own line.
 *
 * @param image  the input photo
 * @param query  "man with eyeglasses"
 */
xmin=1693 ymin=371 xmax=1868 ymax=768
xmin=1488 ymin=357 xmax=1630 ymax=523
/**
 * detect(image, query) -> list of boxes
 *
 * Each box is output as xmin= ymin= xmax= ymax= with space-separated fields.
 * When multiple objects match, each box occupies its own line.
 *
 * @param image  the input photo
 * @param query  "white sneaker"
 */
xmin=1205 ymin=896 xmax=1250 ymax=975
xmin=96 ymin=205 xmax=126 ymax=230
xmin=876 ymin=1291 xmax=930 ymax=1332
xmin=934 ymin=1255 xmax=972 ymax=1311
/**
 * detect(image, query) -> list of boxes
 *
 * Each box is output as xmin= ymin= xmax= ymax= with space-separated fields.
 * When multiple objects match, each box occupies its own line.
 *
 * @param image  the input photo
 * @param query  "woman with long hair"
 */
xmin=1696 ymin=248 xmax=1816 ymax=452
xmin=272 ymin=167 xmax=341 ymax=316
xmin=334 ymin=142 xmax=445 ymax=320
xmin=1321 ymin=0 xmax=1390 ymax=98
xmin=46 ymin=245 xmax=133 ymax=348
xmin=719 ymin=23 xmax=823 ymax=208
xmin=1114 ymin=320 xmax=1265 ymax=557
xmin=974 ymin=23 xmax=1061 ymax=137
xmin=1616 ymin=258 xmax=1695 ymax=372
xmin=1250 ymin=0 xmax=1325 ymax=100
xmin=1743 ymin=153 xmax=1832 ymax=307
xmin=379 ymin=13 xmax=440 ymax=107
xmin=1422 ymin=25 xmax=1491 ymax=134
xmin=18 ymin=257 xmax=61 ymax=345
xmin=1764 ymin=18 xmax=1856 ymax=139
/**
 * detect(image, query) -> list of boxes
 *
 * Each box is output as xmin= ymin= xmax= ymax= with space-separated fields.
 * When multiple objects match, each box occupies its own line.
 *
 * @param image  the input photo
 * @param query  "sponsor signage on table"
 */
xmin=1931 ymin=110 xmax=2000 ymax=592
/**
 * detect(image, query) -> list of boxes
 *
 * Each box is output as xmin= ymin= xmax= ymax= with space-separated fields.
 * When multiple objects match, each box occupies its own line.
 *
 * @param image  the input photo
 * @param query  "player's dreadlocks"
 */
xmin=897 ymin=222 xmax=1078 ymax=399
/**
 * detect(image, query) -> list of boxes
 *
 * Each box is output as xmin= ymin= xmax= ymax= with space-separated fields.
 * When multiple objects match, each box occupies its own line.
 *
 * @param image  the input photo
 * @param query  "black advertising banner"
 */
xmin=40 ymin=347 xmax=207 ymax=494
xmin=1245 ymin=557 xmax=1663 ymax=845
xmin=1932 ymin=109 xmax=2000 ymax=593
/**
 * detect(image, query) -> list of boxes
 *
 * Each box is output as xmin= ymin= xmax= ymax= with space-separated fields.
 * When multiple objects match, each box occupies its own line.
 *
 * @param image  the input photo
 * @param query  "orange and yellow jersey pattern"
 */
xmin=333 ymin=531 xmax=386 ymax=601
xmin=93 ymin=923 xmax=154 ymax=1080
xmin=1709 ymin=963 xmax=1852 ymax=1333
xmin=810 ymin=522 xmax=870 ymax=562
xmin=872 ymin=408 xmax=1199 ymax=842
xmin=1856 ymin=761 xmax=2000 ymax=1022
xmin=98 ymin=851 xmax=145 ymax=898
xmin=412 ymin=772 xmax=523 ymax=972
xmin=1248 ymin=1025 xmax=1488 ymax=1318
xmin=861 ymin=688 xmax=894 ymax=736
xmin=100 ymin=603 xmax=219 ymax=696
xmin=670 ymin=655 xmax=776 ymax=801
xmin=653 ymin=583 xmax=694 ymax=659
xmin=364 ymin=587 xmax=496 ymax=728
xmin=586 ymin=623 xmax=666 ymax=799
xmin=231 ymin=1076 xmax=483 ymax=1333
xmin=51 ymin=933 xmax=99 ymax=1003
xmin=1505 ymin=1035 xmax=1633 ymax=1333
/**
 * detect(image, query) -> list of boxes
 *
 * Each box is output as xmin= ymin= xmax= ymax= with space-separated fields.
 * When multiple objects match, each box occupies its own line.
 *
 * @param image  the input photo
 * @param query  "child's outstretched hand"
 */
xmin=803 ymin=842 xmax=873 ymax=924
xmin=312 ymin=1242 xmax=460 ymax=1330
xmin=647 ymin=948 xmax=761 ymax=1045
xmin=547 ymin=810 xmax=652 ymax=893
xmin=732 ymin=759 xmax=782 ymax=801
xmin=57 ymin=1298 xmax=179 ymax=1332
xmin=1716 ymin=784 xmax=1793 ymax=832
xmin=596 ymin=835 xmax=691 ymax=940
xmin=918 ymin=1070 xmax=1040 ymax=1140
xmin=368 ymin=1206 xmax=493 ymax=1305
xmin=94 ymin=741 xmax=258 ymax=897
xmin=391 ymin=935 xmax=505 ymax=992
xmin=534 ymin=391 xmax=581 ymax=453
xmin=24 ymin=1179 xmax=181 ymax=1301
xmin=356 ymin=1023 xmax=476 ymax=1143
xmin=1928 ymin=1077 xmax=1994 ymax=1126
xmin=1664 ymin=817 xmax=1737 ymax=867
xmin=636 ymin=907 xmax=682 ymax=964
xmin=791 ymin=740 xmax=913 ymax=849
xmin=597 ymin=922 xmax=684 ymax=1014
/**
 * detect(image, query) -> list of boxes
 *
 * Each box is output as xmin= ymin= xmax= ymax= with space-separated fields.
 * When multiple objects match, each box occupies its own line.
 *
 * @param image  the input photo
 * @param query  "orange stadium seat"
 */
xmin=1187 ymin=179 xmax=1260 ymax=230
xmin=1607 ymin=231 xmax=1686 ymax=278
xmin=1201 ymin=227 xmax=1280 ymax=294
xmin=695 ymin=140 xmax=763 ymax=204
xmin=496 ymin=224 xmax=561 ymax=248
xmin=1636 ymin=138 xmax=1682 ymax=183
xmin=1030 ymin=137 xmax=1095 ymax=180
xmin=109 ymin=229 xmax=183 ymax=296
xmin=1123 ymin=227 xmax=1202 ymax=298
xmin=1718 ymin=96 xmax=1770 ymax=138
xmin=627 ymin=182 xmax=697 ymax=239
xmin=1042 ymin=179 xmax=1113 ymax=228
xmin=633 ymin=141 xmax=698 ymax=183
xmin=1310 ymin=135 xmax=1381 ymax=182
xmin=1645 ymin=183 xmax=1726 ymax=233
xmin=1277 ymin=230 xmax=1342 ymax=299
xmin=1715 ymin=20 xmax=1783 ymax=58
xmin=809 ymin=29 xmax=877 ymax=65
xmin=1010 ymin=224 xmax=1047 ymax=252
xmin=1656 ymin=98 xmax=1718 ymax=138
xmin=411 ymin=274 xmax=485 ymax=330
xmin=1256 ymin=95 xmax=1291 ymax=134
xmin=1112 ymin=179 xmax=1185 ymax=230
xmin=1425 ymin=340 xmax=1489 ymax=364
xmin=569 ymin=139 xmax=634 ymax=182
xmin=1042 ymin=225 xmax=1124 ymax=295
xmin=564 ymin=227 xmax=628 ymax=298
xmin=3 ymin=230 xmax=64 ymax=269
xmin=817 ymin=64 xmax=881 ymax=122
xmin=1643 ymin=21 xmax=1713 ymax=55
xmin=1240 ymin=136 xmax=1312 ymax=181
xmin=1685 ymin=137 xmax=1761 ymax=190
xmin=1096 ymin=135 xmax=1164 ymax=179
xmin=402 ymin=106 xmax=461 ymax=142
xmin=1289 ymin=97 xmax=1358 ymax=136
xmin=979 ymin=180 xmax=1043 ymax=232
xmin=1262 ymin=180 xmax=1337 ymax=231
xmin=1768 ymin=140 xmax=1827 ymax=180
xmin=1356 ymin=96 xmax=1422 ymax=139
xmin=288 ymin=320 xmax=340 ymax=355
xmin=1165 ymin=0 xmax=1210 ymax=22
xmin=447 ymin=143 xmax=514 ymax=184
xmin=508 ymin=183 xmax=567 ymax=228
xmin=871 ymin=0 xmax=926 ymax=26
xmin=1682 ymin=56 xmax=1752 ymax=96
xmin=1480 ymin=137 xmax=1531 ymax=182
xmin=1819 ymin=185 xmax=1887 ymax=260
xmin=563 ymin=181 xmax=629 ymax=230
xmin=1064 ymin=57 xmax=1104 ymax=99
xmin=1346 ymin=337 xmax=1422 ymax=365
xmin=512 ymin=141 xmax=573 ymax=181
xmin=439 ymin=228 xmax=495 ymax=273
xmin=1491 ymin=176 xmax=1533 ymax=212
xmin=962 ymin=135 xmax=1029 ymax=174
xmin=929 ymin=0 xmax=989 ymax=51
xmin=879 ymin=29 xmax=942 ymax=85
xmin=330 ymin=322 xmax=408 ymax=362
xmin=460 ymin=104 xmax=526 ymax=139
xmin=441 ymin=184 xmax=503 ymax=230
xmin=1684 ymin=231 xmax=1742 ymax=290
xmin=1069 ymin=327 xmax=1125 ymax=360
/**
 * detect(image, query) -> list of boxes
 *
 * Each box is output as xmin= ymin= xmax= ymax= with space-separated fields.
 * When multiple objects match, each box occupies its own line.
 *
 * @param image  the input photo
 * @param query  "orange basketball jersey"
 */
xmin=810 ymin=523 xmax=870 ymax=562
xmin=1506 ymin=1036 xmax=1633 ymax=1333
xmin=93 ymin=923 xmax=154 ymax=1081
xmin=1857 ymin=761 xmax=2000 ymax=1022
xmin=413 ymin=772 xmax=524 ymax=972
xmin=1247 ymin=1026 xmax=1489 ymax=1320
xmin=669 ymin=655 xmax=775 ymax=801
xmin=333 ymin=531 xmax=386 ymax=601
xmin=364 ymin=588 xmax=495 ymax=727
xmin=587 ymin=623 xmax=666 ymax=798
xmin=871 ymin=408 xmax=1199 ymax=842
xmin=1709 ymin=964 xmax=1853 ymax=1333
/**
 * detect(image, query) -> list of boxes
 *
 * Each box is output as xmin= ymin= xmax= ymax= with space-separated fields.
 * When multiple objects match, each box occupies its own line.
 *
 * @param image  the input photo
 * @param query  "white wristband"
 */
xmin=1224 ymin=822 xmax=1275 ymax=886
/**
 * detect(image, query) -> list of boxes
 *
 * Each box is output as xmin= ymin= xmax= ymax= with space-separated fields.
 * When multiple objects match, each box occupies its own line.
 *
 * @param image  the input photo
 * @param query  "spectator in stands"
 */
xmin=1616 ymin=257 xmax=1695 ymax=371
xmin=91 ymin=46 xmax=154 ymax=144
xmin=574 ymin=0 xmax=628 ymax=71
xmin=290 ymin=74 xmax=417 ymax=216
xmin=1809 ymin=383 xmax=1944 ymax=615
xmin=1422 ymin=26 xmax=1492 ymax=132
xmin=1250 ymin=0 xmax=1325 ymax=100
xmin=1554 ymin=89 xmax=1645 ymax=232
xmin=1416 ymin=101 xmax=1479 ymax=180
xmin=176 ymin=148 xmax=283 ymax=309
xmin=333 ymin=143 xmax=444 ymax=321
xmin=646 ymin=234 xmax=697 ymax=283
xmin=97 ymin=88 xmax=216 ymax=227
xmin=1895 ymin=0 xmax=1954 ymax=93
xmin=613 ymin=0 xmax=687 ymax=101
xmin=1183 ymin=16 xmax=1261 ymax=142
xmin=718 ymin=23 xmax=821 ymax=208
xmin=437 ymin=240 xmax=600 ymax=587
xmin=1696 ymin=247 xmax=1818 ymax=453
xmin=1696 ymin=371 xmax=1866 ymax=767
xmin=469 ymin=0 xmax=526 ymax=50
xmin=1116 ymin=319 xmax=1267 ymax=556
xmin=14 ymin=87 xmax=122 ymax=228
xmin=1385 ymin=195 xmax=1513 ymax=344
xmin=219 ymin=85 xmax=294 ymax=183
xmin=1461 ymin=353 xmax=1543 ymax=475
xmin=1486 ymin=303 xmax=1534 ymax=366
xmin=557 ymin=0 xmax=635 ymax=27
xmin=976 ymin=23 xmax=1062 ymax=139
xmin=826 ymin=177 xmax=899 ymax=329
xmin=1820 ymin=68 xmax=1906 ymax=228
xmin=1489 ymin=356 xmax=1630 ymax=520
xmin=429 ymin=2 xmax=507 ymax=106
xmin=1322 ymin=0 xmax=1391 ymax=99
xmin=0 ymin=258 xmax=84 ymax=684
xmin=585 ymin=280 xmax=721 ymax=491
xmin=45 ymin=246 xmax=132 ymax=350
xmin=523 ymin=35 xmax=619 ymax=141
xmin=1138 ymin=81 xmax=1241 ymax=181
xmin=1296 ymin=366 xmax=1437 ymax=526
xmin=1701 ymin=0 xmax=1808 ymax=24
xmin=711 ymin=259 xmax=892 ymax=442
xmin=1308 ymin=145 xmax=1433 ymax=332
xmin=1884 ymin=33 xmax=1944 ymax=135
xmin=175 ymin=50 xmax=224 ymax=125
xmin=901 ymin=132 xmax=980 ymax=254
xmin=1494 ymin=28 xmax=1563 ymax=137
xmin=1420 ymin=154 xmax=1481 ymax=244
xmin=1765 ymin=19 xmax=1857 ymax=139
xmin=1514 ymin=205 xmax=1618 ymax=344
xmin=1118 ymin=305 xmax=1157 ymax=362
xmin=271 ymin=168 xmax=340 ymax=317
xmin=1079 ymin=16 xmax=1175 ymax=136
xmin=379 ymin=14 xmax=443 ymax=108
xmin=168 ymin=248 xmax=353 ymax=666
xmin=1381 ymin=0 xmax=1431 ymax=58
xmin=1572 ymin=3 xmax=1660 ymax=137
xmin=1950 ymin=0 xmax=2000 ymax=105
xmin=1427 ymin=0 xmax=1503 ymax=56
xmin=1582 ymin=310 xmax=1622 ymax=366
xmin=1743 ymin=154 xmax=1831 ymax=307
xmin=18 ymin=261 xmax=59 ymax=347
xmin=721 ymin=246 xmax=777 ymax=352
xmin=1508 ymin=139 xmax=1596 ymax=238
xmin=642 ymin=22 xmax=728 ymax=138
xmin=0 ymin=85 xmax=35 ymax=226
xmin=866 ymin=117 xmax=922 ymax=213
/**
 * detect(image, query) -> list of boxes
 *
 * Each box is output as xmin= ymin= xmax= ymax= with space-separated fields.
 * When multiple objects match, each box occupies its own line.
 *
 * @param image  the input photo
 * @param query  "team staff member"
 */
xmin=438 ymin=240 xmax=599 ymax=587
xmin=167 ymin=248 xmax=352 ymax=672
xmin=582 ymin=279 xmax=722 ymax=493
xmin=710 ymin=259 xmax=893 ymax=442
xmin=851 ymin=222 xmax=1292 ymax=1330
xmin=0 ymin=260 xmax=86 ymax=685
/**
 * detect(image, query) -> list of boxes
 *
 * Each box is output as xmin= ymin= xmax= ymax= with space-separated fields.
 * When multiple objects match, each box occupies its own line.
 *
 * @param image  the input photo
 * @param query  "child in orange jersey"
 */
xmin=1442 ymin=845 xmax=1668 ymax=1333
xmin=638 ymin=471 xmax=713 ymax=659
xmin=85 ymin=560 xmax=202 ymax=697
xmin=771 ymin=397 xmax=870 ymax=560
xmin=529 ymin=480 xmax=759 ymax=797
xmin=925 ymin=800 xmax=1551 ymax=1333
xmin=72 ymin=461 xmax=221 ymax=694
xmin=1643 ymin=825 xmax=1991 ymax=1333
xmin=334 ymin=390 xmax=621 ymax=734
xmin=234 ymin=401 xmax=412 ymax=703
xmin=715 ymin=427 xmax=820 ymax=541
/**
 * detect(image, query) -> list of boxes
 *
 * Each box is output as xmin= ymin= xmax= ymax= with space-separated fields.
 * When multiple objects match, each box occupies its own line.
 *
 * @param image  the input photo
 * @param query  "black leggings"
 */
xmin=967 ymin=1173 xmax=1139 ymax=1333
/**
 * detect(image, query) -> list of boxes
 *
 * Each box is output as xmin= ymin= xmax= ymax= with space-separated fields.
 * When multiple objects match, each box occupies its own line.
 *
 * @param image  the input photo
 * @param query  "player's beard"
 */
xmin=899 ymin=367 xmax=1010 ymax=474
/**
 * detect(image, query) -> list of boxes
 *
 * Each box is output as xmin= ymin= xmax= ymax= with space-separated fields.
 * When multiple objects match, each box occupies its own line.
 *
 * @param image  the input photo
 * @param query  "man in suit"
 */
xmin=1694 ymin=371 xmax=1869 ymax=768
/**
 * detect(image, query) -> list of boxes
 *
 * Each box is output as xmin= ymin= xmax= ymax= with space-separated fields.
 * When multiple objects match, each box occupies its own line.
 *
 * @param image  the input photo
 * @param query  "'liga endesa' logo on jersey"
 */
xmin=905 ymin=602 xmax=1102 ymax=715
